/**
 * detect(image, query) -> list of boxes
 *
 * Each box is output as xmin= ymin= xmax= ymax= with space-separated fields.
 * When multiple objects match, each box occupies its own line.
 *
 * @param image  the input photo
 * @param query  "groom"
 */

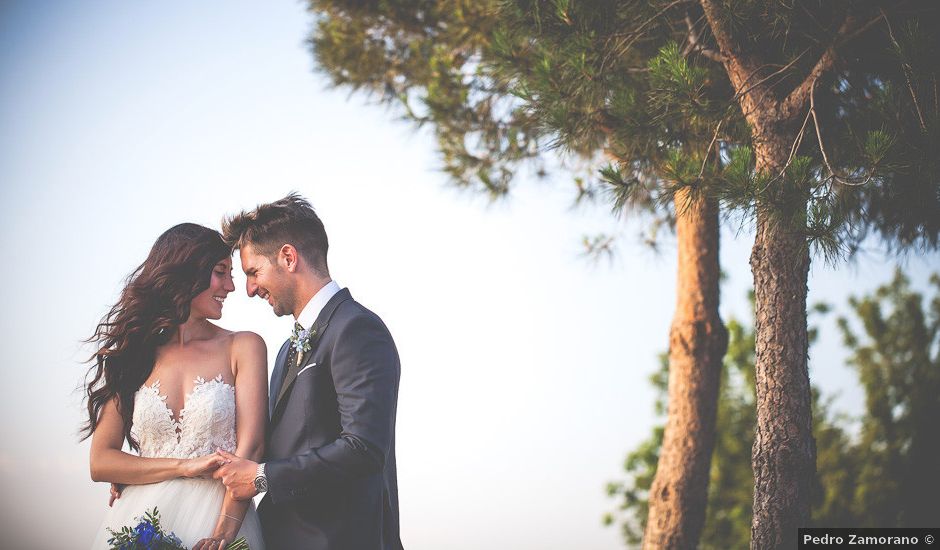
xmin=214 ymin=193 xmax=403 ymax=550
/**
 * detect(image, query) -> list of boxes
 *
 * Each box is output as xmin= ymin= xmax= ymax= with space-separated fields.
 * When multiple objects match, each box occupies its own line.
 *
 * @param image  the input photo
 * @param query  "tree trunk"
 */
xmin=643 ymin=188 xmax=728 ymax=550
xmin=695 ymin=1 xmax=846 ymax=544
xmin=748 ymin=131 xmax=816 ymax=549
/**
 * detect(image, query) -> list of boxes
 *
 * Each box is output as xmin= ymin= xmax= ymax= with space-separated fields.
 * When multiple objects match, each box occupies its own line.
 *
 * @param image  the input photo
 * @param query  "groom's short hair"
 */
xmin=222 ymin=192 xmax=329 ymax=276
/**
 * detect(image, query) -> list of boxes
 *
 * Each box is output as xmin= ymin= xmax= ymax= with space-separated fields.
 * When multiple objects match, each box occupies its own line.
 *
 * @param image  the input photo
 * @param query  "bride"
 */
xmin=83 ymin=223 xmax=267 ymax=550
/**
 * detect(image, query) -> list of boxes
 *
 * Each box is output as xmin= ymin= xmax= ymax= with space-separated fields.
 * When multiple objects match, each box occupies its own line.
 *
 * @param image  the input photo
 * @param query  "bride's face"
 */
xmin=189 ymin=257 xmax=235 ymax=320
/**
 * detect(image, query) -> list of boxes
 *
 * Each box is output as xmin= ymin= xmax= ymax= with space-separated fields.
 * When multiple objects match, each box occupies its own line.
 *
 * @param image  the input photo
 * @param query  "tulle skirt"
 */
xmin=90 ymin=477 xmax=265 ymax=549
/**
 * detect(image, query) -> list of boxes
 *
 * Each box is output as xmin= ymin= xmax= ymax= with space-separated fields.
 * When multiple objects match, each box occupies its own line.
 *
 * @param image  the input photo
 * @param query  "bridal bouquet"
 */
xmin=107 ymin=507 xmax=249 ymax=550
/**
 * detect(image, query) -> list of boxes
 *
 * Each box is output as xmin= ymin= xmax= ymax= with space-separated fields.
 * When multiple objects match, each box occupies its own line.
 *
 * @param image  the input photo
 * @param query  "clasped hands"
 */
xmin=108 ymin=449 xmax=258 ymax=507
xmin=182 ymin=448 xmax=258 ymax=500
xmin=107 ymin=452 xmax=228 ymax=507
xmin=212 ymin=448 xmax=260 ymax=501
xmin=174 ymin=448 xmax=261 ymax=501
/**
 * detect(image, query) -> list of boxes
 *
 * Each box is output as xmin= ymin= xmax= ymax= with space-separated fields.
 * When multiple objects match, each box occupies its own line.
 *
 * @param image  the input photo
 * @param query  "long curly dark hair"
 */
xmin=81 ymin=223 xmax=231 ymax=450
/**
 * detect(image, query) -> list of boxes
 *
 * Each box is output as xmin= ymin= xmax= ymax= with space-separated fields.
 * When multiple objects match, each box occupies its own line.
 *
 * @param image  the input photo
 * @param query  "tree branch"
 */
xmin=782 ymin=15 xmax=852 ymax=116
xmin=809 ymin=78 xmax=875 ymax=187
xmin=698 ymin=0 xmax=761 ymax=87
xmin=882 ymin=8 xmax=928 ymax=134
xmin=684 ymin=12 xmax=725 ymax=63
xmin=781 ymin=12 xmax=883 ymax=117
xmin=733 ymin=49 xmax=810 ymax=106
xmin=697 ymin=117 xmax=724 ymax=179
xmin=601 ymin=0 xmax=692 ymax=72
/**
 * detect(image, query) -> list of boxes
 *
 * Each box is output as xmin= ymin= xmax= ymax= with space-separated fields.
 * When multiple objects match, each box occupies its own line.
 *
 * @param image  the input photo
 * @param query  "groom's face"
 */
xmin=240 ymin=243 xmax=295 ymax=317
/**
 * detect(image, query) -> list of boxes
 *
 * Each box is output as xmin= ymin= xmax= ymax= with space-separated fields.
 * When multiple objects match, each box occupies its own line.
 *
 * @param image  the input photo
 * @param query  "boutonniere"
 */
xmin=290 ymin=326 xmax=318 ymax=365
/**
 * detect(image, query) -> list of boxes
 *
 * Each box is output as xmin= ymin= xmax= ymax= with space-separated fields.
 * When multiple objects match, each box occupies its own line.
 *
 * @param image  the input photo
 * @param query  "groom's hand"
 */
xmin=108 ymin=483 xmax=124 ymax=507
xmin=213 ymin=449 xmax=259 ymax=500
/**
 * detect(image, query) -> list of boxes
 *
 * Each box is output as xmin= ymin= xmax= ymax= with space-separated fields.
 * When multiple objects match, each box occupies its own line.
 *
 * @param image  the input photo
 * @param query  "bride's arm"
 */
xmin=89 ymin=398 xmax=225 ymax=484
xmin=204 ymin=332 xmax=268 ymax=545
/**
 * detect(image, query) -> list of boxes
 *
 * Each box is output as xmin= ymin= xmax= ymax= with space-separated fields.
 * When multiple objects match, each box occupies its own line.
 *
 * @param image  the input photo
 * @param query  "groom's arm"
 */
xmin=264 ymin=311 xmax=400 ymax=504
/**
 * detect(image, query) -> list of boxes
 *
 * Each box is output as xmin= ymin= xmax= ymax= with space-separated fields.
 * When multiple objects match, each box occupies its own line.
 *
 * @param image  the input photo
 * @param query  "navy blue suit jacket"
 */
xmin=259 ymin=288 xmax=403 ymax=550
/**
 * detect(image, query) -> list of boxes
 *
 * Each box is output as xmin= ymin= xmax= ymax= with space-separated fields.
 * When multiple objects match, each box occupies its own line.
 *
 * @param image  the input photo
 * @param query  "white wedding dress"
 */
xmin=91 ymin=374 xmax=265 ymax=549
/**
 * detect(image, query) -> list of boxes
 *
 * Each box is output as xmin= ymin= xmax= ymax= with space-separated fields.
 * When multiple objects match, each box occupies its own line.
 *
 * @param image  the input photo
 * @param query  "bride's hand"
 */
xmin=181 ymin=453 xmax=227 ymax=478
xmin=192 ymin=535 xmax=229 ymax=550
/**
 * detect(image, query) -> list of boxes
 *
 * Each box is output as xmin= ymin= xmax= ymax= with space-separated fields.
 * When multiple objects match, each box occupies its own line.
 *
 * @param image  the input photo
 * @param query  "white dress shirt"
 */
xmin=296 ymin=279 xmax=341 ymax=329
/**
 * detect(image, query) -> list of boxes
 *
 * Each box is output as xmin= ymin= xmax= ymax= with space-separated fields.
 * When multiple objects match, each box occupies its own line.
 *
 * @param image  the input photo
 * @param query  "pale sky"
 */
xmin=1 ymin=2 xmax=937 ymax=549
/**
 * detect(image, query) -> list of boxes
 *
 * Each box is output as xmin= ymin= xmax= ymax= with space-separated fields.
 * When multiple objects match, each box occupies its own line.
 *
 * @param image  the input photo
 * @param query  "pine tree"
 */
xmin=837 ymin=270 xmax=940 ymax=527
xmin=308 ymin=3 xmax=728 ymax=547
xmin=610 ymin=272 xmax=940 ymax=546
xmin=488 ymin=2 xmax=939 ymax=547
xmin=605 ymin=315 xmax=758 ymax=549
xmin=308 ymin=2 xmax=940 ymax=547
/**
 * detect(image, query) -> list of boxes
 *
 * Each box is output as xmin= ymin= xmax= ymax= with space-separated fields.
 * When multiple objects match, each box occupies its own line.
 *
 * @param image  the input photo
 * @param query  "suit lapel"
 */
xmin=274 ymin=325 xmax=323 ymax=408
xmin=270 ymin=288 xmax=352 ymax=422
xmin=269 ymin=340 xmax=291 ymax=418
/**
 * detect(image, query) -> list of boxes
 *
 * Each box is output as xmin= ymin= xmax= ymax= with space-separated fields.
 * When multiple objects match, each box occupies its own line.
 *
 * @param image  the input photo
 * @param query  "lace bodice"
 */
xmin=132 ymin=374 xmax=236 ymax=459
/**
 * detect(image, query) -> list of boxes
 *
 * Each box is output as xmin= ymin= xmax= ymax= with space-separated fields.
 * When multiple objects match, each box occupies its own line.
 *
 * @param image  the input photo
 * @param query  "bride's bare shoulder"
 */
xmin=230 ymin=331 xmax=267 ymax=366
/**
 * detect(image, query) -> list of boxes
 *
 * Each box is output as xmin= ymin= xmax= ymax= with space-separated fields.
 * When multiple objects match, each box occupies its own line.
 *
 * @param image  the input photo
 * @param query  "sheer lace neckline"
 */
xmin=133 ymin=373 xmax=237 ymax=459
xmin=140 ymin=374 xmax=234 ymax=425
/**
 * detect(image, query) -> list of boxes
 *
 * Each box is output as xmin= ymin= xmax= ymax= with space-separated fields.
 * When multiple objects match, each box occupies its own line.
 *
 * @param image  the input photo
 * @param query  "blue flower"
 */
xmin=105 ymin=507 xmax=188 ymax=549
xmin=133 ymin=521 xmax=158 ymax=547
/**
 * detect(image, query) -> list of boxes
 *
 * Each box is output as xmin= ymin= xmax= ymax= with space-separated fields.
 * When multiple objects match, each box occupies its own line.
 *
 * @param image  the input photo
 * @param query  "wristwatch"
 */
xmin=253 ymin=463 xmax=268 ymax=493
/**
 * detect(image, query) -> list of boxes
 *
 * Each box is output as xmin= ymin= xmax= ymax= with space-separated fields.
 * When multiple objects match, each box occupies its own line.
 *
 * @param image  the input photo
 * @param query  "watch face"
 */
xmin=254 ymin=476 xmax=267 ymax=492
